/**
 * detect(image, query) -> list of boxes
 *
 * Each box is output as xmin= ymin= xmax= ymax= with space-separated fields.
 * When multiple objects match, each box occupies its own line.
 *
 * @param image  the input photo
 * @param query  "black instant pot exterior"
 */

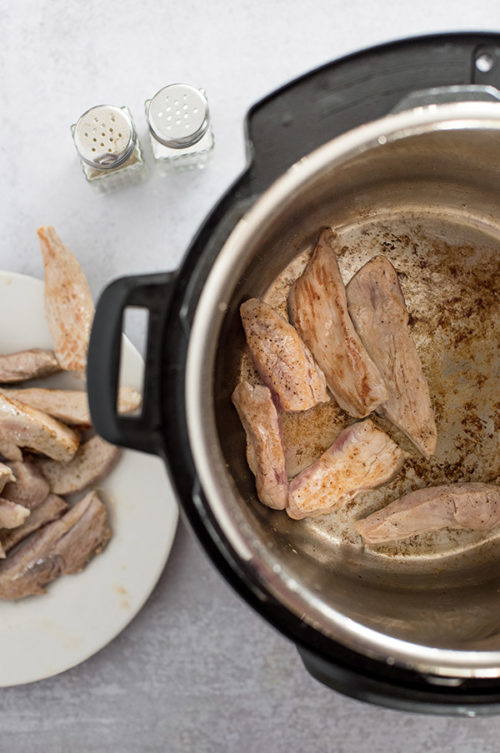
xmin=88 ymin=33 xmax=500 ymax=714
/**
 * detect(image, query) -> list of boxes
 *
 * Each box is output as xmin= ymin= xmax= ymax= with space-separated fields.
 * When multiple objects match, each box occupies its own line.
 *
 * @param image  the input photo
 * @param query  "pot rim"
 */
xmin=186 ymin=101 xmax=500 ymax=677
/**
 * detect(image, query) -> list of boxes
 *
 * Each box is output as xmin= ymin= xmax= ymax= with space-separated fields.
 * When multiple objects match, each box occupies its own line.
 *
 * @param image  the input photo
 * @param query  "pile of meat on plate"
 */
xmin=233 ymin=228 xmax=499 ymax=543
xmin=0 ymin=227 xmax=140 ymax=600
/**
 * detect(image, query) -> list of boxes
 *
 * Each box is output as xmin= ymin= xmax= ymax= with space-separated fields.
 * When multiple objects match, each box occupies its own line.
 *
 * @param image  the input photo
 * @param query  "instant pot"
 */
xmin=87 ymin=33 xmax=500 ymax=714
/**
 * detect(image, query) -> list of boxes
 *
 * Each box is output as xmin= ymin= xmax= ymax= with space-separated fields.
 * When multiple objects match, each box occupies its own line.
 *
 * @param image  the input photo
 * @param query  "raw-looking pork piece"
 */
xmin=37 ymin=226 xmax=94 ymax=372
xmin=0 ymin=498 xmax=28 ymax=560
xmin=0 ymin=394 xmax=79 ymax=462
xmin=289 ymin=228 xmax=388 ymax=417
xmin=240 ymin=298 xmax=328 ymax=412
xmin=0 ymin=349 xmax=60 ymax=383
xmin=0 ymin=463 xmax=15 ymax=494
xmin=355 ymin=483 xmax=500 ymax=544
xmin=0 ymin=494 xmax=68 ymax=554
xmin=0 ymin=499 xmax=30 ymax=529
xmin=232 ymin=381 xmax=288 ymax=510
xmin=0 ymin=464 xmax=18 ymax=558
xmin=346 ymin=255 xmax=437 ymax=457
xmin=37 ymin=435 xmax=121 ymax=495
xmin=2 ymin=460 xmax=50 ymax=509
xmin=0 ymin=386 xmax=141 ymax=426
xmin=0 ymin=490 xmax=111 ymax=600
xmin=287 ymin=419 xmax=405 ymax=520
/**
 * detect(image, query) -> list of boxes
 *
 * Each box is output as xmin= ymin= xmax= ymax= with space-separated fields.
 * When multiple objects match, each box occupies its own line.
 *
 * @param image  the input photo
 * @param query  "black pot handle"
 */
xmin=245 ymin=33 xmax=500 ymax=192
xmin=87 ymin=272 xmax=175 ymax=455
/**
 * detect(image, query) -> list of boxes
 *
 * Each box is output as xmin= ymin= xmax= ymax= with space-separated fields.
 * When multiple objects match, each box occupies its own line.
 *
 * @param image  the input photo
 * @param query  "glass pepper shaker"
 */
xmin=145 ymin=84 xmax=214 ymax=174
xmin=71 ymin=105 xmax=145 ymax=193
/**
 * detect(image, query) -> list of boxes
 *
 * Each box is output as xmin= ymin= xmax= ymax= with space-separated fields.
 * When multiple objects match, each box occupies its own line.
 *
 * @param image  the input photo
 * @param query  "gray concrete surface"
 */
xmin=3 ymin=520 xmax=500 ymax=753
xmin=2 ymin=0 xmax=500 ymax=750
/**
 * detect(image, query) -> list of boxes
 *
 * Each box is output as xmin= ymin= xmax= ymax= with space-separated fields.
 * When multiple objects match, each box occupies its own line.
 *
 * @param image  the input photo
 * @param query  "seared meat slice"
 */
xmin=37 ymin=435 xmax=121 ymax=495
xmin=2 ymin=460 xmax=50 ymax=509
xmin=355 ymin=483 xmax=500 ymax=544
xmin=0 ymin=463 xmax=15 ymax=494
xmin=0 ymin=490 xmax=111 ymax=600
xmin=0 ymin=439 xmax=22 ymax=462
xmin=38 ymin=226 xmax=94 ymax=372
xmin=232 ymin=381 xmax=288 ymax=510
xmin=0 ymin=499 xmax=30 ymax=529
xmin=0 ymin=386 xmax=141 ymax=426
xmin=287 ymin=419 xmax=405 ymax=520
xmin=346 ymin=255 xmax=437 ymax=457
xmin=0 ymin=349 xmax=60 ymax=383
xmin=0 ymin=394 xmax=79 ymax=462
xmin=0 ymin=494 xmax=68 ymax=554
xmin=289 ymin=229 xmax=388 ymax=417
xmin=240 ymin=298 xmax=328 ymax=412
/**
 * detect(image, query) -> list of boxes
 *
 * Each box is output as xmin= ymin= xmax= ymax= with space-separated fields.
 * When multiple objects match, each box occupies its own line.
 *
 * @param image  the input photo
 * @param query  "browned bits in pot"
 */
xmin=493 ymin=403 xmax=500 ymax=434
xmin=234 ymin=215 xmax=499 ymax=562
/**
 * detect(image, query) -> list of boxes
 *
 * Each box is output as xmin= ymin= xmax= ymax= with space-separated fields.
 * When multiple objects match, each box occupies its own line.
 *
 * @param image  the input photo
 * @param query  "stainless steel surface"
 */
xmin=72 ymin=105 xmax=136 ymax=169
xmin=146 ymin=84 xmax=209 ymax=148
xmin=391 ymin=83 xmax=500 ymax=112
xmin=186 ymin=102 xmax=500 ymax=677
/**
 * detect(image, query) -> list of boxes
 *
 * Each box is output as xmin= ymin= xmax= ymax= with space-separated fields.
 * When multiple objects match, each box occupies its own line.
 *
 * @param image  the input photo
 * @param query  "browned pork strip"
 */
xmin=289 ymin=229 xmax=388 ymax=417
xmin=0 ymin=394 xmax=79 ymax=462
xmin=37 ymin=435 xmax=121 ymax=495
xmin=0 ymin=491 xmax=111 ymax=600
xmin=287 ymin=419 xmax=405 ymax=520
xmin=0 ymin=349 xmax=60 ymax=383
xmin=0 ymin=386 xmax=141 ymax=426
xmin=0 ymin=494 xmax=68 ymax=554
xmin=2 ymin=460 xmax=50 ymax=509
xmin=38 ymin=226 xmax=94 ymax=372
xmin=346 ymin=255 xmax=437 ymax=457
xmin=232 ymin=381 xmax=288 ymax=510
xmin=355 ymin=483 xmax=500 ymax=544
xmin=240 ymin=298 xmax=328 ymax=412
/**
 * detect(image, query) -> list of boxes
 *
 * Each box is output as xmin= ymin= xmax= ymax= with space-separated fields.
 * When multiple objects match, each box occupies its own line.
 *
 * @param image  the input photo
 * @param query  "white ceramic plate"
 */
xmin=0 ymin=272 xmax=178 ymax=686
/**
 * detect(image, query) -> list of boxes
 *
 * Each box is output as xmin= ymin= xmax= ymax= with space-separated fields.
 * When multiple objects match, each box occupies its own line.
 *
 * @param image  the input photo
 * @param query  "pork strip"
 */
xmin=0 ymin=349 xmax=60 ymax=383
xmin=0 ymin=463 xmax=15 ymax=494
xmin=240 ymin=298 xmax=328 ymax=412
xmin=346 ymin=255 xmax=437 ymax=457
xmin=355 ymin=483 xmax=500 ymax=544
xmin=289 ymin=228 xmax=388 ymax=417
xmin=0 ymin=386 xmax=141 ymax=426
xmin=37 ymin=226 xmax=94 ymax=372
xmin=232 ymin=381 xmax=288 ymax=510
xmin=0 ymin=439 xmax=22 ymax=462
xmin=37 ymin=435 xmax=121 ymax=495
xmin=287 ymin=419 xmax=406 ymax=520
xmin=3 ymin=460 xmax=50 ymax=509
xmin=0 ymin=494 xmax=68 ymax=554
xmin=0 ymin=490 xmax=111 ymax=600
xmin=0 ymin=394 xmax=79 ymax=462
xmin=0 ymin=499 xmax=30 ymax=529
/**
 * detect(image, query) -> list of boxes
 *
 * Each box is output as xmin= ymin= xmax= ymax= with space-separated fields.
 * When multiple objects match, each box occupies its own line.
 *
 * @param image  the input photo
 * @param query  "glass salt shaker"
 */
xmin=145 ymin=84 xmax=214 ymax=174
xmin=71 ymin=105 xmax=145 ymax=193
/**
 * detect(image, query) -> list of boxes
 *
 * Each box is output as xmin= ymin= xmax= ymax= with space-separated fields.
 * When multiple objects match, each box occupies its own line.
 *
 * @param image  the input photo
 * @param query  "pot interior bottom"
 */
xmin=235 ymin=209 xmax=500 ymax=649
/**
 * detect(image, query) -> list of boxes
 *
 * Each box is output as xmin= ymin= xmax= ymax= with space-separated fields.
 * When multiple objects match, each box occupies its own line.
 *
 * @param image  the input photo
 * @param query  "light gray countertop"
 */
xmin=2 ymin=1 xmax=500 ymax=750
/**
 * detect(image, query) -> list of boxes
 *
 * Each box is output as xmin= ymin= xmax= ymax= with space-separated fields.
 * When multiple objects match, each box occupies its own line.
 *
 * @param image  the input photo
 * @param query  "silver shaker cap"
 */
xmin=146 ymin=84 xmax=209 ymax=148
xmin=72 ymin=105 xmax=136 ymax=169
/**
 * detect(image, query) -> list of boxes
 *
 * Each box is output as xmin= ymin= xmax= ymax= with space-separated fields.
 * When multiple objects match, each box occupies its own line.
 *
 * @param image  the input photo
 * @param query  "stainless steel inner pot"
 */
xmin=186 ymin=102 xmax=500 ymax=678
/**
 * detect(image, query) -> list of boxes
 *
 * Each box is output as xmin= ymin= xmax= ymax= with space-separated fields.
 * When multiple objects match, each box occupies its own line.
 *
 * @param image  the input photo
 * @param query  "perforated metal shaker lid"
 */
xmin=72 ymin=105 xmax=136 ymax=169
xmin=146 ymin=84 xmax=210 ymax=148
